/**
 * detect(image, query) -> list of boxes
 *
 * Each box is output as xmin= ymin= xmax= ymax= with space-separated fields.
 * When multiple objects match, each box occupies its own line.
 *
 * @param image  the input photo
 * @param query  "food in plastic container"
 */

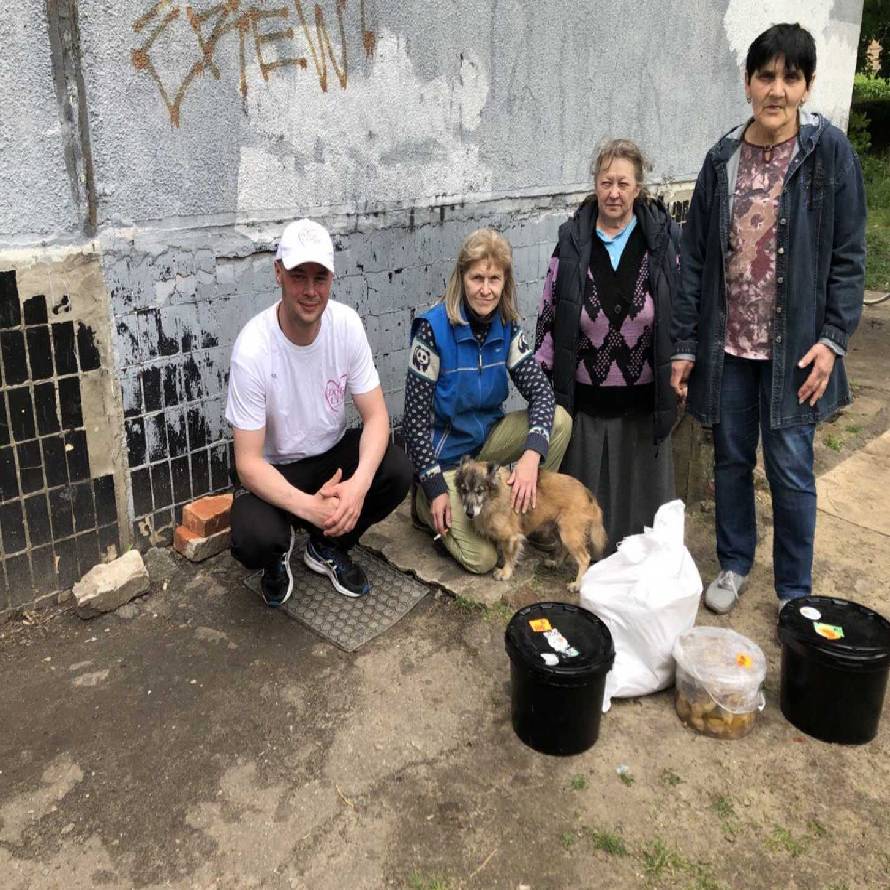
xmin=672 ymin=627 xmax=767 ymax=739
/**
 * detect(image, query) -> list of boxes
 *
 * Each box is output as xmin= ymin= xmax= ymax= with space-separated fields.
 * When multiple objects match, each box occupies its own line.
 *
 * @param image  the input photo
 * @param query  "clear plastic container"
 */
xmin=672 ymin=627 xmax=767 ymax=739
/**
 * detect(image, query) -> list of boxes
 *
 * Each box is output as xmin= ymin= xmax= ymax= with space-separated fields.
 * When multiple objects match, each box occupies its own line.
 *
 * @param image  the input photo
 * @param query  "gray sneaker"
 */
xmin=704 ymin=570 xmax=748 ymax=614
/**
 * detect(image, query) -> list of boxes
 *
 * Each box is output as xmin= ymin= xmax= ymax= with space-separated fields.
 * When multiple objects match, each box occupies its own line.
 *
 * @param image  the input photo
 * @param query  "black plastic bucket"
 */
xmin=505 ymin=602 xmax=614 ymax=756
xmin=778 ymin=596 xmax=890 ymax=744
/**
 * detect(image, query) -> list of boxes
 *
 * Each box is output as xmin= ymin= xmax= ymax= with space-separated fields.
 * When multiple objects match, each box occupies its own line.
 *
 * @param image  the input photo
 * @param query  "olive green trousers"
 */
xmin=413 ymin=406 xmax=572 ymax=573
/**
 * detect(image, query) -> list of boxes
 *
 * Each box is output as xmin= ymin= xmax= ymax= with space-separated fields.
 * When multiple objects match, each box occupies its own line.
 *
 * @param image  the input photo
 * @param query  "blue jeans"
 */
xmin=713 ymin=354 xmax=816 ymax=600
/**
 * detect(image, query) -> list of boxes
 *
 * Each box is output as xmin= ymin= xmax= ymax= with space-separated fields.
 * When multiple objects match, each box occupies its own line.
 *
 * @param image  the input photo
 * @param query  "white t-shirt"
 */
xmin=225 ymin=300 xmax=380 ymax=464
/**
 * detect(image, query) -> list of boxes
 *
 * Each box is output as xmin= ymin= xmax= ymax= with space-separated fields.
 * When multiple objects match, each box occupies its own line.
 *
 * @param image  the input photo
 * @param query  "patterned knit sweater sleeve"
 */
xmin=533 ymin=244 xmax=561 ymax=372
xmin=508 ymin=324 xmax=554 ymax=460
xmin=403 ymin=318 xmax=449 ymax=501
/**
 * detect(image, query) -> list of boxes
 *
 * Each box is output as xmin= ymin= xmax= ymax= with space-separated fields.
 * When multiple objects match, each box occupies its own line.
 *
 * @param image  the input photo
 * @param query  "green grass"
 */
xmin=823 ymin=432 xmax=844 ymax=452
xmin=641 ymin=838 xmax=688 ymax=879
xmin=807 ymin=819 xmax=828 ymax=838
xmin=766 ymin=825 xmax=807 ymax=857
xmin=690 ymin=873 xmax=726 ymax=890
xmin=486 ymin=602 xmax=514 ymax=624
xmin=710 ymin=794 xmax=738 ymax=839
xmin=863 ymin=150 xmax=890 ymax=292
xmin=660 ymin=768 xmax=683 ymax=787
xmin=844 ymin=423 xmax=863 ymax=435
xmin=711 ymin=795 xmax=736 ymax=820
xmin=585 ymin=826 xmax=629 ymax=856
xmin=617 ymin=769 xmax=635 ymax=787
xmin=407 ymin=872 xmax=452 ymax=890
xmin=452 ymin=595 xmax=485 ymax=615
xmin=637 ymin=838 xmax=729 ymax=889
xmin=451 ymin=596 xmax=512 ymax=624
xmin=569 ymin=774 xmax=588 ymax=791
xmin=560 ymin=830 xmax=577 ymax=850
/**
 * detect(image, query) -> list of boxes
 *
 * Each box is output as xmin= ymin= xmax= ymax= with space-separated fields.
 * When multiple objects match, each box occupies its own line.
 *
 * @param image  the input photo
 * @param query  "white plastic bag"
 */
xmin=579 ymin=500 xmax=702 ymax=712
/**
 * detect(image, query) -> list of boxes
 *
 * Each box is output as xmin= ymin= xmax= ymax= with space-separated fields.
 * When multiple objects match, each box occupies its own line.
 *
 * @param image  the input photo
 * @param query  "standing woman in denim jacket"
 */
xmin=671 ymin=23 xmax=867 ymax=616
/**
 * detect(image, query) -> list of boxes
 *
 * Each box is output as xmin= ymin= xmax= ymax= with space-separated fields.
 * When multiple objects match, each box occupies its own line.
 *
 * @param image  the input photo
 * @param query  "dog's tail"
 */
xmin=586 ymin=496 xmax=608 ymax=560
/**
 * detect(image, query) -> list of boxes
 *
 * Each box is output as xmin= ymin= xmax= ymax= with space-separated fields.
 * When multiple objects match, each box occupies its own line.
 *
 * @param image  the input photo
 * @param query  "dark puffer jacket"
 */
xmin=550 ymin=196 xmax=681 ymax=443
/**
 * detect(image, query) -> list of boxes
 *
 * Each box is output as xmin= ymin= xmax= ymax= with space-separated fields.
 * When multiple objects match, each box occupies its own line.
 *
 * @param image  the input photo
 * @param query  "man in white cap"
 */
xmin=226 ymin=219 xmax=412 ymax=605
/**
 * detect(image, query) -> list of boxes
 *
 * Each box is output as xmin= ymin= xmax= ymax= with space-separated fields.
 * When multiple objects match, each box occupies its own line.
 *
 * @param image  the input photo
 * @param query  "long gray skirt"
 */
xmin=560 ymin=410 xmax=674 ymax=555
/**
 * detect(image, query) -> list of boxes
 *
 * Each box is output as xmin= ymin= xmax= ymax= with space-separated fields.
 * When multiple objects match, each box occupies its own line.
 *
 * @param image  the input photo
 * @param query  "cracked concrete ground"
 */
xmin=2 ymin=302 xmax=890 ymax=890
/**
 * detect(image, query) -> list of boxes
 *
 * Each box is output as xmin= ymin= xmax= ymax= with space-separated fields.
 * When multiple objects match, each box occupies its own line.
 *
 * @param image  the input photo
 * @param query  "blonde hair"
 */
xmin=590 ymin=138 xmax=651 ymax=202
xmin=442 ymin=228 xmax=520 ymax=326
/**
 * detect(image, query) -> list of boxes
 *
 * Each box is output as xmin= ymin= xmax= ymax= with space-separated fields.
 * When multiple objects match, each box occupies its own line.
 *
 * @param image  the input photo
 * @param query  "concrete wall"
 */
xmin=0 ymin=0 xmax=82 ymax=240
xmin=0 ymin=0 xmax=863 ymax=614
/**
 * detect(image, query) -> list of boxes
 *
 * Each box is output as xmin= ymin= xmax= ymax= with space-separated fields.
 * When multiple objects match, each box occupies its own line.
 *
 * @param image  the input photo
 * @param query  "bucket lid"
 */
xmin=672 ymin=626 xmax=767 ymax=697
xmin=778 ymin=596 xmax=890 ymax=671
xmin=505 ymin=602 xmax=614 ymax=684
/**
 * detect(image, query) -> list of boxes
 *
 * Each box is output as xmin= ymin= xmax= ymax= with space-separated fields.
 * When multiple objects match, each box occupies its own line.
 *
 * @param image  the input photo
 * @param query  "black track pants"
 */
xmin=230 ymin=429 xmax=412 ymax=570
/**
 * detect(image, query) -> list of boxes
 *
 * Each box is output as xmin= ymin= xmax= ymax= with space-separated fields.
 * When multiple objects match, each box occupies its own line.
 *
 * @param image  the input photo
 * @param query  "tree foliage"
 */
xmin=858 ymin=0 xmax=890 ymax=76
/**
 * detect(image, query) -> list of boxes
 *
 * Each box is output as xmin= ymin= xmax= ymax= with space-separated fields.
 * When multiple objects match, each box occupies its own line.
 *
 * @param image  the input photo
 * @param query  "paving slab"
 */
xmin=816 ymin=429 xmax=890 ymax=536
xmin=361 ymin=499 xmax=554 ymax=608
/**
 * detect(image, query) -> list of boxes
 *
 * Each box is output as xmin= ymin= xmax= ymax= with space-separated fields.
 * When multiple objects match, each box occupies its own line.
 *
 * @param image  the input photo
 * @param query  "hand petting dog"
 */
xmin=455 ymin=456 xmax=607 ymax=592
xmin=507 ymin=449 xmax=540 ymax=513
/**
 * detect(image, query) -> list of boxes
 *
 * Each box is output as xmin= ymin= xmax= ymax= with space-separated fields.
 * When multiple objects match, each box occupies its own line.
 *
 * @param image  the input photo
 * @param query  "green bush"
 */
xmin=853 ymin=73 xmax=890 ymax=102
xmin=863 ymin=151 xmax=890 ymax=210
xmin=851 ymin=76 xmax=890 ymax=150
xmin=848 ymin=110 xmax=872 ymax=156
xmin=863 ymin=150 xmax=890 ymax=292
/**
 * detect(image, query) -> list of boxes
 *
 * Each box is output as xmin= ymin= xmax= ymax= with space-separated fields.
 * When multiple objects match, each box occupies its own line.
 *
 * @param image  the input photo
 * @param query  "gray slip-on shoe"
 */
xmin=777 ymin=597 xmax=792 ymax=617
xmin=704 ymin=570 xmax=748 ymax=615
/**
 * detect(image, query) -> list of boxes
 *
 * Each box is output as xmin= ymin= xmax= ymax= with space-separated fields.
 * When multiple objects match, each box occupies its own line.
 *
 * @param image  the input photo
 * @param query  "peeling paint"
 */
xmin=723 ymin=0 xmax=860 ymax=128
xmin=235 ymin=32 xmax=491 ymax=214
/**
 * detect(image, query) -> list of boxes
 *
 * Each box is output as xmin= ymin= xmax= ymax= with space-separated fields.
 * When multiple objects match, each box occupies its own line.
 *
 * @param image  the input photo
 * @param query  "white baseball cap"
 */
xmin=275 ymin=219 xmax=335 ymax=274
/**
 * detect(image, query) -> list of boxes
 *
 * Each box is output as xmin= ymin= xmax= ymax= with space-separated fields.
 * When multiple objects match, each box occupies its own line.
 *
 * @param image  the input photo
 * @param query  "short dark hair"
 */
xmin=746 ymin=23 xmax=816 ymax=87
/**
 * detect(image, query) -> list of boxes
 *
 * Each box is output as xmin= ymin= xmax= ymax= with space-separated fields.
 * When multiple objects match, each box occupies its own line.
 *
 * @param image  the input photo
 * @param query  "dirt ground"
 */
xmin=2 ymin=301 xmax=890 ymax=890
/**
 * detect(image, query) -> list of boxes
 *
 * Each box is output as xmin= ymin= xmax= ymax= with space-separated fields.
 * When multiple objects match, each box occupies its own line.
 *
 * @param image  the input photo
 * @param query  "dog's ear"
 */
xmin=459 ymin=454 xmax=472 ymax=467
xmin=486 ymin=462 xmax=499 ymax=487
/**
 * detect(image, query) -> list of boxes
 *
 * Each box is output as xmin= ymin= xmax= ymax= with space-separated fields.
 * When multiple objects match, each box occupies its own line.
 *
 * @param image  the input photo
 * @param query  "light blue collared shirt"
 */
xmin=596 ymin=215 xmax=637 ymax=271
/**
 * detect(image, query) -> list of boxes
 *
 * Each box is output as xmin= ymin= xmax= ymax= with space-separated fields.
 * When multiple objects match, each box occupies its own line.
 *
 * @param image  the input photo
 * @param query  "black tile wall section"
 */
xmin=0 ymin=271 xmax=121 ymax=612
xmin=111 ymin=271 xmax=233 ymax=550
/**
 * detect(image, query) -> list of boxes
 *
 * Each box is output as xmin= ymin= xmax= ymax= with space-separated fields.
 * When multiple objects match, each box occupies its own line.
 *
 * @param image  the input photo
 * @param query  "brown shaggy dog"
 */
xmin=454 ymin=456 xmax=608 ymax=591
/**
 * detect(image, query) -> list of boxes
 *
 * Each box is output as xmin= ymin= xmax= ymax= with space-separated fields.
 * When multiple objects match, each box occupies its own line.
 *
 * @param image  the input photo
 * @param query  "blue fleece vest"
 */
xmin=416 ymin=302 xmax=511 ymax=469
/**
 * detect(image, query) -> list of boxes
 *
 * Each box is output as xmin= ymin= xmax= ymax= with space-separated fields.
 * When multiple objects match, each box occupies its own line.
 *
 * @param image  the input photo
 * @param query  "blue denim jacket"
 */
xmin=673 ymin=112 xmax=866 ymax=428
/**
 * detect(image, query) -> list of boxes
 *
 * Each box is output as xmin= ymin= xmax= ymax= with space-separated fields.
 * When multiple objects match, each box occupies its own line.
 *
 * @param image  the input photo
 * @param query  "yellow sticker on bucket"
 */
xmin=529 ymin=618 xmax=552 ymax=632
xmin=814 ymin=622 xmax=845 ymax=641
xmin=736 ymin=653 xmax=752 ymax=669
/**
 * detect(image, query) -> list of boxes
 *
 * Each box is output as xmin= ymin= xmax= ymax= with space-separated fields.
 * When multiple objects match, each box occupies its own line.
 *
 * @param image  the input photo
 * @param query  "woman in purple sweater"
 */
xmin=535 ymin=139 xmax=680 ymax=553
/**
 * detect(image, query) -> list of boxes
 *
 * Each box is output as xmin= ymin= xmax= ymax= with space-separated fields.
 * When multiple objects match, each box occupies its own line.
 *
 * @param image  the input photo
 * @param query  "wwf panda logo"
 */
xmin=516 ymin=330 xmax=530 ymax=354
xmin=412 ymin=343 xmax=431 ymax=373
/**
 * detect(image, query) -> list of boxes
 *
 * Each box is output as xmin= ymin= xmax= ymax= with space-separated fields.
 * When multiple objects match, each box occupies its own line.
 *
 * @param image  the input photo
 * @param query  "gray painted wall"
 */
xmin=0 ymin=0 xmax=80 ymax=240
xmin=0 ymin=0 xmax=863 ymax=613
xmin=10 ymin=0 xmax=861 ymax=234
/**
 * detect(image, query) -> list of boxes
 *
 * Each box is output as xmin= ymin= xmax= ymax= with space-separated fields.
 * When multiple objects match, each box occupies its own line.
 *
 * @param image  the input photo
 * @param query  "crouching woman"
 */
xmin=403 ymin=228 xmax=572 ymax=573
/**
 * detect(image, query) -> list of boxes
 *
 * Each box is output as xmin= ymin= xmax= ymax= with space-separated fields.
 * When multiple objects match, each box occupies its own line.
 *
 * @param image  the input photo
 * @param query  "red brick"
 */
xmin=174 ymin=525 xmax=230 ymax=562
xmin=174 ymin=525 xmax=199 ymax=550
xmin=182 ymin=494 xmax=233 ymax=536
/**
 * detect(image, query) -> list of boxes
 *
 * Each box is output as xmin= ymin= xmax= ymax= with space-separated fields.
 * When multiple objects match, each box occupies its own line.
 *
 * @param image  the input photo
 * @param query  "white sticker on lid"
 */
xmin=544 ymin=628 xmax=570 ymax=653
xmin=799 ymin=606 xmax=821 ymax=620
xmin=543 ymin=628 xmax=580 ymax=658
